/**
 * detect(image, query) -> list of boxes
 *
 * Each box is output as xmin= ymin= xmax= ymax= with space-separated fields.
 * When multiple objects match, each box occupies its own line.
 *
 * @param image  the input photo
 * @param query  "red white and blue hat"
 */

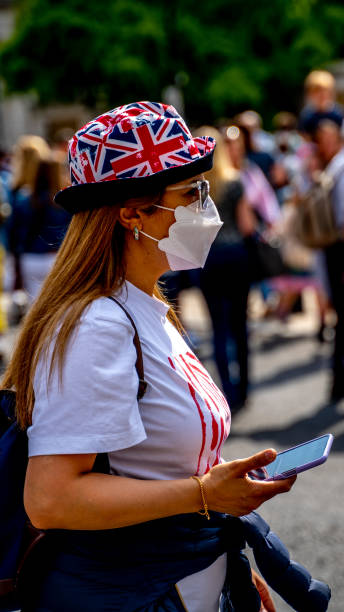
xmin=54 ymin=101 xmax=216 ymax=213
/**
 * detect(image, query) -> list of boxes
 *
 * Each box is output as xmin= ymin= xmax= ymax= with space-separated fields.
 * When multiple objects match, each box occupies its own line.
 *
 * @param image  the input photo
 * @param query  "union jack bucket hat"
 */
xmin=54 ymin=101 xmax=216 ymax=213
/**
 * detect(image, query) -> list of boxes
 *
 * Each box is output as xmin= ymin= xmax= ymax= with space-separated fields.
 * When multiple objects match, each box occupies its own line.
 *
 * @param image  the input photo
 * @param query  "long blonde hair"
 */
xmin=2 ymin=199 xmax=179 ymax=430
xmin=193 ymin=126 xmax=238 ymax=202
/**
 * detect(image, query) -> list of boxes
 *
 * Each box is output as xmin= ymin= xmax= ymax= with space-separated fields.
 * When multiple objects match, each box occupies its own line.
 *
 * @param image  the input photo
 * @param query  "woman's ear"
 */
xmin=118 ymin=207 xmax=143 ymax=232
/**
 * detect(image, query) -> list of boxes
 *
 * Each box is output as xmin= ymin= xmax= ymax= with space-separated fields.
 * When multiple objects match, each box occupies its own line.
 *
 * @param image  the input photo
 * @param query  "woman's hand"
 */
xmin=251 ymin=569 xmax=276 ymax=612
xmin=201 ymin=449 xmax=296 ymax=516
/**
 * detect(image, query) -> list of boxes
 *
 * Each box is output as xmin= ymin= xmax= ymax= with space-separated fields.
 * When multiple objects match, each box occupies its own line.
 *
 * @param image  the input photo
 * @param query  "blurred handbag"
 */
xmin=280 ymin=204 xmax=313 ymax=271
xmin=292 ymin=165 xmax=344 ymax=249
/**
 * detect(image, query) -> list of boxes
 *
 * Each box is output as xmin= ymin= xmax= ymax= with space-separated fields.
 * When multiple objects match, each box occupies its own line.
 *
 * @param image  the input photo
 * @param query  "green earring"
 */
xmin=133 ymin=226 xmax=140 ymax=241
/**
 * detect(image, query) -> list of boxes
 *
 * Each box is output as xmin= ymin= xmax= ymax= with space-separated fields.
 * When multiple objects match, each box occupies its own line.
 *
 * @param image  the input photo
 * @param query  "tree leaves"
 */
xmin=1 ymin=0 xmax=344 ymax=124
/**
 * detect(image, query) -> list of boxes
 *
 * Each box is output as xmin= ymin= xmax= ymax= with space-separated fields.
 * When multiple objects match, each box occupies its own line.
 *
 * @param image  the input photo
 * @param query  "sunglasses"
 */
xmin=166 ymin=179 xmax=210 ymax=211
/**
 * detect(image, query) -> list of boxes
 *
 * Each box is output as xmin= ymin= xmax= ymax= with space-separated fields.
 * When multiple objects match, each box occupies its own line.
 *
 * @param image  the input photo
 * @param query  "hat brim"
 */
xmin=54 ymin=147 xmax=215 ymax=214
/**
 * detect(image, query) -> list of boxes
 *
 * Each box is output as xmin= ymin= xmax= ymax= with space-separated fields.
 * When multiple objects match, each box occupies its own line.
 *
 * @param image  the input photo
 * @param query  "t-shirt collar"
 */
xmin=117 ymin=280 xmax=170 ymax=317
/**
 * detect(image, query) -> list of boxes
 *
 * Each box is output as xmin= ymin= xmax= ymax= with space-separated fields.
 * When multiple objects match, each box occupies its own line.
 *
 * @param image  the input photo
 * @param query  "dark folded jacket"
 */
xmin=22 ymin=511 xmax=330 ymax=612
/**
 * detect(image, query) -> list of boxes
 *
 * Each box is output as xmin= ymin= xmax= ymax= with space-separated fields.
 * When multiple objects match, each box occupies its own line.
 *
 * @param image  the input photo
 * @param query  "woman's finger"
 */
xmin=252 ymin=569 xmax=276 ymax=612
xmin=231 ymin=449 xmax=277 ymax=477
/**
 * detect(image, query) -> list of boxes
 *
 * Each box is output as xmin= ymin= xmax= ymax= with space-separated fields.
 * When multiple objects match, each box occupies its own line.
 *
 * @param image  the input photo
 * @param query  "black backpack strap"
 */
xmin=107 ymin=296 xmax=147 ymax=401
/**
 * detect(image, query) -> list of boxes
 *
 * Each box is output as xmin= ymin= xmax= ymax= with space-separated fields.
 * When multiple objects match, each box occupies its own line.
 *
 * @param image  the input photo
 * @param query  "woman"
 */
xmin=197 ymin=126 xmax=256 ymax=412
xmin=225 ymin=124 xmax=281 ymax=232
xmin=3 ymin=103 xmax=295 ymax=611
xmin=8 ymin=137 xmax=71 ymax=301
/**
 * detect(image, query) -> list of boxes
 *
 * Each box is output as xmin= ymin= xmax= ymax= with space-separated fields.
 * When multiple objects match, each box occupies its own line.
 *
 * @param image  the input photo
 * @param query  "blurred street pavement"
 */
xmin=180 ymin=287 xmax=343 ymax=612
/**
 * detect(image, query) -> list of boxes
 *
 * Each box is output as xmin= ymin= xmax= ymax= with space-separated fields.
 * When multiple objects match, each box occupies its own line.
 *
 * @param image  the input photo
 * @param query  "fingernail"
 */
xmin=264 ymin=450 xmax=275 ymax=461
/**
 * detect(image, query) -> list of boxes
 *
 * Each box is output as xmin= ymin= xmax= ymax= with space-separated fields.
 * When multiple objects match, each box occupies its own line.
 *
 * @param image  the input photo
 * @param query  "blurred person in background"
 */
xmin=225 ymin=124 xmax=281 ymax=229
xmin=299 ymin=70 xmax=343 ymax=138
xmin=289 ymin=142 xmax=334 ymax=341
xmin=314 ymin=119 xmax=344 ymax=401
xmin=50 ymin=127 xmax=75 ymax=187
xmin=273 ymin=112 xmax=302 ymax=154
xmin=267 ymin=199 xmax=326 ymax=323
xmin=8 ymin=135 xmax=71 ymax=302
xmin=7 ymin=135 xmax=50 ymax=294
xmin=225 ymin=123 xmax=282 ymax=312
xmin=198 ymin=126 xmax=257 ymax=413
xmin=235 ymin=110 xmax=275 ymax=156
xmin=51 ymin=127 xmax=75 ymax=157
xmin=235 ymin=111 xmax=275 ymax=182
xmin=270 ymin=112 xmax=304 ymax=206
xmin=263 ymin=114 xmax=328 ymax=325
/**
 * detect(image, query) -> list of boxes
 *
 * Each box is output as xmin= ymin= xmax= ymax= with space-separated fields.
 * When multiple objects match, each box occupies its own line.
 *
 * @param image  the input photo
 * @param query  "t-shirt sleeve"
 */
xmin=28 ymin=299 xmax=147 ymax=456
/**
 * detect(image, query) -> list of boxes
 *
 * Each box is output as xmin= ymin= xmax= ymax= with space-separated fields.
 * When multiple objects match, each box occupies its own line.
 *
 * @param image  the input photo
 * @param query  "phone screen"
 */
xmin=265 ymin=435 xmax=331 ymax=478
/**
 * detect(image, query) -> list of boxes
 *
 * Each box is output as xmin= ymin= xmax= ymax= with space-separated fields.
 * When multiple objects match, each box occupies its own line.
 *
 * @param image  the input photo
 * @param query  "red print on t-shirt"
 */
xmin=168 ymin=352 xmax=231 ymax=475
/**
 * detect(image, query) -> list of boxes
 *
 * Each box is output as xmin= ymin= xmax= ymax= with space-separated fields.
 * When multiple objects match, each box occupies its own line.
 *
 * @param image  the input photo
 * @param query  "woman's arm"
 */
xmin=25 ymin=449 xmax=295 ymax=530
xmin=236 ymin=195 xmax=257 ymax=236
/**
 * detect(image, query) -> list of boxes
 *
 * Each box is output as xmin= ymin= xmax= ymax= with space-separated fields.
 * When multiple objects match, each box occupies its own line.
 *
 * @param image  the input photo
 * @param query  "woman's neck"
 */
xmin=124 ymin=271 xmax=157 ymax=296
xmin=123 ymin=240 xmax=168 ymax=297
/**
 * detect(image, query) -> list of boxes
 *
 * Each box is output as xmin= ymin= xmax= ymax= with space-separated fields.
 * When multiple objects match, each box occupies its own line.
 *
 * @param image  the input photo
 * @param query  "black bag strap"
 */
xmin=107 ymin=296 xmax=147 ymax=401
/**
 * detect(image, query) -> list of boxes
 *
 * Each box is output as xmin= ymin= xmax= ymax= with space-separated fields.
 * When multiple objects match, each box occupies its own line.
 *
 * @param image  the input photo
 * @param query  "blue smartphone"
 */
xmin=249 ymin=434 xmax=334 ymax=481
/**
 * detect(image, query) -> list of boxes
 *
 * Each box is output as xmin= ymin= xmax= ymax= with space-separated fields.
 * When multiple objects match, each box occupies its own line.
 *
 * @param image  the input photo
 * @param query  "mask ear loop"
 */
xmin=139 ymin=229 xmax=159 ymax=242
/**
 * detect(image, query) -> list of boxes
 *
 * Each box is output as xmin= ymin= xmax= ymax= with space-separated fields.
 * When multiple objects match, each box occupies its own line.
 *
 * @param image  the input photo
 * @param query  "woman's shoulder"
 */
xmin=79 ymin=296 xmax=135 ymax=337
xmin=36 ymin=297 xmax=138 ymax=385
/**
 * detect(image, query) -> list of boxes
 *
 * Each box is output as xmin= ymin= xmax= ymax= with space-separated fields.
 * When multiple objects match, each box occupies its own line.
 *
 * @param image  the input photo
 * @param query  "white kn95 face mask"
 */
xmin=140 ymin=196 xmax=223 ymax=271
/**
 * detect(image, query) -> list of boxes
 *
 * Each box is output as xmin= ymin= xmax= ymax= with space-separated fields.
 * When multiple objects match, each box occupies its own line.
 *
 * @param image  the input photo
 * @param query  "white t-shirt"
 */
xmin=28 ymin=281 xmax=231 ymax=611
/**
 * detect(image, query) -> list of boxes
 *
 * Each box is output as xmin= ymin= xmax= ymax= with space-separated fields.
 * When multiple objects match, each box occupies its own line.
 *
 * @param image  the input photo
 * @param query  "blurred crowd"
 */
xmin=163 ymin=69 xmax=344 ymax=411
xmin=0 ymin=69 xmax=344 ymax=410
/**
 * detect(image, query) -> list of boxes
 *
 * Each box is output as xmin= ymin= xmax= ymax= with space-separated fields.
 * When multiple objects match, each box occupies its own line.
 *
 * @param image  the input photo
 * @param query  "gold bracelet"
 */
xmin=190 ymin=475 xmax=210 ymax=520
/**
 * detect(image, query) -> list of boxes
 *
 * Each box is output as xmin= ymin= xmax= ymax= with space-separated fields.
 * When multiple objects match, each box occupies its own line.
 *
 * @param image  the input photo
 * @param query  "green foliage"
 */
xmin=1 ymin=0 xmax=344 ymax=124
